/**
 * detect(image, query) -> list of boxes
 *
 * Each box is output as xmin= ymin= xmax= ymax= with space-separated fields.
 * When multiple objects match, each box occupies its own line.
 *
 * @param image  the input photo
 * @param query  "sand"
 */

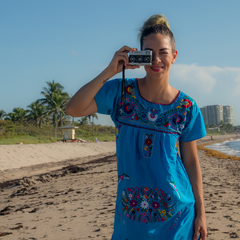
xmin=0 ymin=136 xmax=240 ymax=239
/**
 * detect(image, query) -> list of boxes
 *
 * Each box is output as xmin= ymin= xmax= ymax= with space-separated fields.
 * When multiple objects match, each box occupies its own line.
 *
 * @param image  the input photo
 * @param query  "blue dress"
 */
xmin=95 ymin=78 xmax=206 ymax=240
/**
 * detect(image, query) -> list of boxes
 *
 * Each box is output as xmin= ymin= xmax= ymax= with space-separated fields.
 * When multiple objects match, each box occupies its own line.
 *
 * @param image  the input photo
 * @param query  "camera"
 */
xmin=128 ymin=50 xmax=152 ymax=66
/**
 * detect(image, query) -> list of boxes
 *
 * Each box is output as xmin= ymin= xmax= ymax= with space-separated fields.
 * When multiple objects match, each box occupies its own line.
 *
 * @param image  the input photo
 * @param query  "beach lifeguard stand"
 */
xmin=59 ymin=123 xmax=79 ymax=140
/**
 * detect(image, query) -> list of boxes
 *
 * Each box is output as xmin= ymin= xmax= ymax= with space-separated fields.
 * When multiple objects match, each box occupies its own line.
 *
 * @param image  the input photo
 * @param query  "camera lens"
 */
xmin=144 ymin=56 xmax=150 ymax=62
xmin=137 ymin=56 xmax=143 ymax=63
xmin=129 ymin=56 xmax=135 ymax=62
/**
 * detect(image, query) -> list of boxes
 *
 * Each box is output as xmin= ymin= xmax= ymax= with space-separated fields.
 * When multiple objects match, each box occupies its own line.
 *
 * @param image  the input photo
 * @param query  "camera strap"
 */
xmin=121 ymin=64 xmax=126 ymax=106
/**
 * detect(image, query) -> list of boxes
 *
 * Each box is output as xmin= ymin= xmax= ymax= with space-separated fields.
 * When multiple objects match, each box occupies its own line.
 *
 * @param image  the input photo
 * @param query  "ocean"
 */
xmin=205 ymin=138 xmax=240 ymax=157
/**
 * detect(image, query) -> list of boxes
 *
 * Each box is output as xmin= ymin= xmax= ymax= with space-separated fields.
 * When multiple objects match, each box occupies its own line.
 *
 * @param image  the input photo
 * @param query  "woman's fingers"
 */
xmin=117 ymin=45 xmax=137 ymax=53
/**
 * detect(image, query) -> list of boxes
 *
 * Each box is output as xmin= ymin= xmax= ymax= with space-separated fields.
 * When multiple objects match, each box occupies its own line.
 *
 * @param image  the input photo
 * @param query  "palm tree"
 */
xmin=218 ymin=121 xmax=226 ymax=131
xmin=27 ymin=101 xmax=47 ymax=128
xmin=78 ymin=116 xmax=88 ymax=125
xmin=0 ymin=110 xmax=6 ymax=120
xmin=86 ymin=113 xmax=98 ymax=132
xmin=38 ymin=81 xmax=69 ymax=137
xmin=6 ymin=108 xmax=28 ymax=122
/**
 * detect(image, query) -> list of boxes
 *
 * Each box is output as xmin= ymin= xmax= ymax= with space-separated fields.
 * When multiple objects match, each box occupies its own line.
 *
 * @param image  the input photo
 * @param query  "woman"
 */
xmin=66 ymin=14 xmax=207 ymax=240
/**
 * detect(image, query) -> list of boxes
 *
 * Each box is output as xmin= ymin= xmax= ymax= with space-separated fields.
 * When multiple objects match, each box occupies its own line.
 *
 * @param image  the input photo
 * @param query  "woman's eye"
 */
xmin=161 ymin=52 xmax=168 ymax=54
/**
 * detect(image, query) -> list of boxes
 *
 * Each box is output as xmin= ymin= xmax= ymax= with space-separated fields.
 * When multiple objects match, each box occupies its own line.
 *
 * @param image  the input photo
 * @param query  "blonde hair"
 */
xmin=139 ymin=14 xmax=175 ymax=51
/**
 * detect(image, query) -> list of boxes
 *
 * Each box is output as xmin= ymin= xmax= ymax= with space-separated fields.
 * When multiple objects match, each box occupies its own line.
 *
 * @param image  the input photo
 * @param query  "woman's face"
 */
xmin=142 ymin=33 xmax=177 ymax=81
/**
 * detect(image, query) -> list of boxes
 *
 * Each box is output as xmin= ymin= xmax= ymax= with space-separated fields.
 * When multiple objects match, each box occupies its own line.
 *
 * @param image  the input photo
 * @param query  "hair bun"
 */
xmin=141 ymin=14 xmax=170 ymax=33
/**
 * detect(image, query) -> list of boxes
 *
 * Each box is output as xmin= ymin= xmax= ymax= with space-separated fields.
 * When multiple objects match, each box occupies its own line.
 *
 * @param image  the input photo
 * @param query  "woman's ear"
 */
xmin=171 ymin=50 xmax=178 ymax=64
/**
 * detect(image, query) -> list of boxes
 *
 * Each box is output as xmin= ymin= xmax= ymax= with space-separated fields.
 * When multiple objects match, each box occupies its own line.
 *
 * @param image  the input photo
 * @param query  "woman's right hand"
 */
xmin=106 ymin=46 xmax=140 ymax=76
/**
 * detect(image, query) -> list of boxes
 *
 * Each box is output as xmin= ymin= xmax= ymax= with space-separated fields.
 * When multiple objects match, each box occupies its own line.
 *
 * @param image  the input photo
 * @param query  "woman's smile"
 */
xmin=151 ymin=66 xmax=164 ymax=72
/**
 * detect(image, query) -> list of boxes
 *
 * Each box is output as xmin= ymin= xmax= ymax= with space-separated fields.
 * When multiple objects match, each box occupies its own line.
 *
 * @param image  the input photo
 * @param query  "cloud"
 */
xmin=169 ymin=64 xmax=240 ymax=125
xmin=70 ymin=49 xmax=78 ymax=56
xmin=170 ymin=64 xmax=223 ymax=93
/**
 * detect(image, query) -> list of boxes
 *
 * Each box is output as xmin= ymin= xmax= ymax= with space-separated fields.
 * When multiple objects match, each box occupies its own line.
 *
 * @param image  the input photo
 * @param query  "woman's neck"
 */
xmin=137 ymin=76 xmax=179 ymax=104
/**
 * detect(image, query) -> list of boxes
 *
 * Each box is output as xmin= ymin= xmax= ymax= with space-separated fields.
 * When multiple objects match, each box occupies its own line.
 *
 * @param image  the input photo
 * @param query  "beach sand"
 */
xmin=0 ymin=136 xmax=240 ymax=239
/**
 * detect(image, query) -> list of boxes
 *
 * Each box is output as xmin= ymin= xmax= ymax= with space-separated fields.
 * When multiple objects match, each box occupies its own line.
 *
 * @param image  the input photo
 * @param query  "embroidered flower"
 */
xmin=127 ymin=188 xmax=131 ymax=192
xmin=123 ymin=103 xmax=134 ymax=114
xmin=120 ymin=175 xmax=124 ymax=180
xmin=125 ymin=85 xmax=133 ymax=95
xmin=130 ymin=200 xmax=137 ymax=207
xmin=164 ymin=122 xmax=170 ymax=127
xmin=128 ymin=194 xmax=132 ymax=198
xmin=141 ymin=200 xmax=149 ymax=209
xmin=152 ymin=201 xmax=160 ymax=209
xmin=172 ymin=114 xmax=184 ymax=125
xmin=182 ymin=99 xmax=191 ymax=108
xmin=147 ymin=109 xmax=158 ymax=122
xmin=145 ymin=138 xmax=152 ymax=146
xmin=143 ymin=133 xmax=154 ymax=158
xmin=121 ymin=187 xmax=174 ymax=224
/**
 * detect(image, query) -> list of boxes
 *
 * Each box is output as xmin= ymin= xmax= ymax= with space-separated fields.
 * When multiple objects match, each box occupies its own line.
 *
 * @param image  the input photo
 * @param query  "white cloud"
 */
xmin=170 ymin=64 xmax=223 ymax=93
xmin=170 ymin=64 xmax=240 ymax=125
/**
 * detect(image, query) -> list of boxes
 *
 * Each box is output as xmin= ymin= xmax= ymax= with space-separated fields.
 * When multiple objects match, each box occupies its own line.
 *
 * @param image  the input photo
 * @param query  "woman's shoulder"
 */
xmin=177 ymin=91 xmax=197 ymax=109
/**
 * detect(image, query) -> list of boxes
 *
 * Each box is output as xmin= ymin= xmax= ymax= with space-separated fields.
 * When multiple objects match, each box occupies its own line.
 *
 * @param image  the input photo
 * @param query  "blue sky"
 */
xmin=1 ymin=0 xmax=240 ymax=126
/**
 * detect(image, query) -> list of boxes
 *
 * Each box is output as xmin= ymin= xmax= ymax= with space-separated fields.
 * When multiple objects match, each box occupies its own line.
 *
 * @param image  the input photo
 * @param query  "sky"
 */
xmin=1 ymin=0 xmax=240 ymax=126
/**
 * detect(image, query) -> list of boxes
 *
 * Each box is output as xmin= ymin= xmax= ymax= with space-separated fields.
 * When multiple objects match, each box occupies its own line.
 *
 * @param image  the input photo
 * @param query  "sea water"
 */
xmin=205 ymin=138 xmax=240 ymax=157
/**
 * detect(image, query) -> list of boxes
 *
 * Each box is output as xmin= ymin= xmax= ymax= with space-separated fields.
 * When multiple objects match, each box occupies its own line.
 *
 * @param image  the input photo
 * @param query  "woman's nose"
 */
xmin=152 ymin=53 xmax=161 ymax=63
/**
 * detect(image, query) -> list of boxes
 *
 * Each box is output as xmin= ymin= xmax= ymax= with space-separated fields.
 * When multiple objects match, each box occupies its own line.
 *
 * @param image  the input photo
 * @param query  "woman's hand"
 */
xmin=106 ymin=45 xmax=140 ymax=75
xmin=193 ymin=214 xmax=207 ymax=240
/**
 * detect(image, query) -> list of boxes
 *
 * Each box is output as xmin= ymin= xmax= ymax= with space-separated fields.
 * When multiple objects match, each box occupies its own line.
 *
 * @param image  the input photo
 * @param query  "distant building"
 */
xmin=200 ymin=105 xmax=233 ymax=126
xmin=223 ymin=105 xmax=234 ymax=125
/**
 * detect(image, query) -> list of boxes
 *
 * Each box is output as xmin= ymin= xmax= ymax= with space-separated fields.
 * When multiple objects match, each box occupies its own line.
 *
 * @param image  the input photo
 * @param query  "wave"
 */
xmin=205 ymin=138 xmax=240 ymax=157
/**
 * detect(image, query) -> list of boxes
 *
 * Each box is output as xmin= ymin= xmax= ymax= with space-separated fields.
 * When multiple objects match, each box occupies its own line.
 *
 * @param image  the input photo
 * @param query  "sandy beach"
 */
xmin=0 ymin=136 xmax=240 ymax=239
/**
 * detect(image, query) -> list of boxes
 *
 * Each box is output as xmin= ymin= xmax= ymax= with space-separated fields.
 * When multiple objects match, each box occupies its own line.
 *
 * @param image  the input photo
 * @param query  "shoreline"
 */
xmin=197 ymin=135 xmax=240 ymax=161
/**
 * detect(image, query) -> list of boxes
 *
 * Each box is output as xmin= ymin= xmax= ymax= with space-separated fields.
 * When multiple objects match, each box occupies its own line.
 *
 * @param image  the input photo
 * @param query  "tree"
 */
xmin=0 ymin=110 xmax=6 ymax=120
xmin=27 ymin=101 xmax=47 ymax=128
xmin=6 ymin=108 xmax=28 ymax=122
xmin=87 ymin=113 xmax=98 ymax=132
xmin=218 ymin=121 xmax=225 ymax=131
xmin=38 ymin=80 xmax=69 ymax=137
xmin=78 ymin=116 xmax=88 ymax=125
xmin=225 ymin=123 xmax=233 ymax=132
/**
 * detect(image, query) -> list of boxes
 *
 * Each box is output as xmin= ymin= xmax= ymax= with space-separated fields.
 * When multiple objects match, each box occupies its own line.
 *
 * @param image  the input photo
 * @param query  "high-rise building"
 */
xmin=200 ymin=106 xmax=208 ymax=126
xmin=223 ymin=105 xmax=234 ymax=125
xmin=200 ymin=105 xmax=233 ymax=126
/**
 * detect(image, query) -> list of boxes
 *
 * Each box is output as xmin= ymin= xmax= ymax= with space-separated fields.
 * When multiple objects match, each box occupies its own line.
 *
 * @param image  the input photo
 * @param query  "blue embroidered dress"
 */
xmin=95 ymin=78 xmax=206 ymax=240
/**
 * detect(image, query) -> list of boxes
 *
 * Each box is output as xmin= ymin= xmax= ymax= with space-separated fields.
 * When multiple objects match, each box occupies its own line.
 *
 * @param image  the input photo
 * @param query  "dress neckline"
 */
xmin=135 ymin=78 xmax=180 ymax=105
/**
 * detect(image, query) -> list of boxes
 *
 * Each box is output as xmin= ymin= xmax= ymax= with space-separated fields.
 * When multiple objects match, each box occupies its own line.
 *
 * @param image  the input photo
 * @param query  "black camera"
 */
xmin=128 ymin=50 xmax=152 ymax=66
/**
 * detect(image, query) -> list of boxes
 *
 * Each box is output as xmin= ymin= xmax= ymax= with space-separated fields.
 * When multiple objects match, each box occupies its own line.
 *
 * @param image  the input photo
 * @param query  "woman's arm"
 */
xmin=179 ymin=140 xmax=207 ymax=240
xmin=65 ymin=46 xmax=139 ymax=117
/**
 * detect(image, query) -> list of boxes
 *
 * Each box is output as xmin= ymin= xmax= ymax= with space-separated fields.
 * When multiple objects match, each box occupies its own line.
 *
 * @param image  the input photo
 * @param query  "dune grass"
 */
xmin=0 ymin=120 xmax=115 ymax=145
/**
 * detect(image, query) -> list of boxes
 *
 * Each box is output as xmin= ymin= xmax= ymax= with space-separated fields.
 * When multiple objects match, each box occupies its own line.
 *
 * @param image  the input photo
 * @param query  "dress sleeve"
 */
xmin=94 ymin=78 xmax=121 ymax=124
xmin=179 ymin=103 xmax=207 ymax=142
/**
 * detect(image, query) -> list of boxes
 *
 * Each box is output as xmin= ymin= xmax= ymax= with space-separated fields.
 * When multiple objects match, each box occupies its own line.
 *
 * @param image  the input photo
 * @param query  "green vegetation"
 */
xmin=0 ymin=120 xmax=115 ymax=145
xmin=0 ymin=80 xmax=115 ymax=145
xmin=206 ymin=121 xmax=240 ymax=136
